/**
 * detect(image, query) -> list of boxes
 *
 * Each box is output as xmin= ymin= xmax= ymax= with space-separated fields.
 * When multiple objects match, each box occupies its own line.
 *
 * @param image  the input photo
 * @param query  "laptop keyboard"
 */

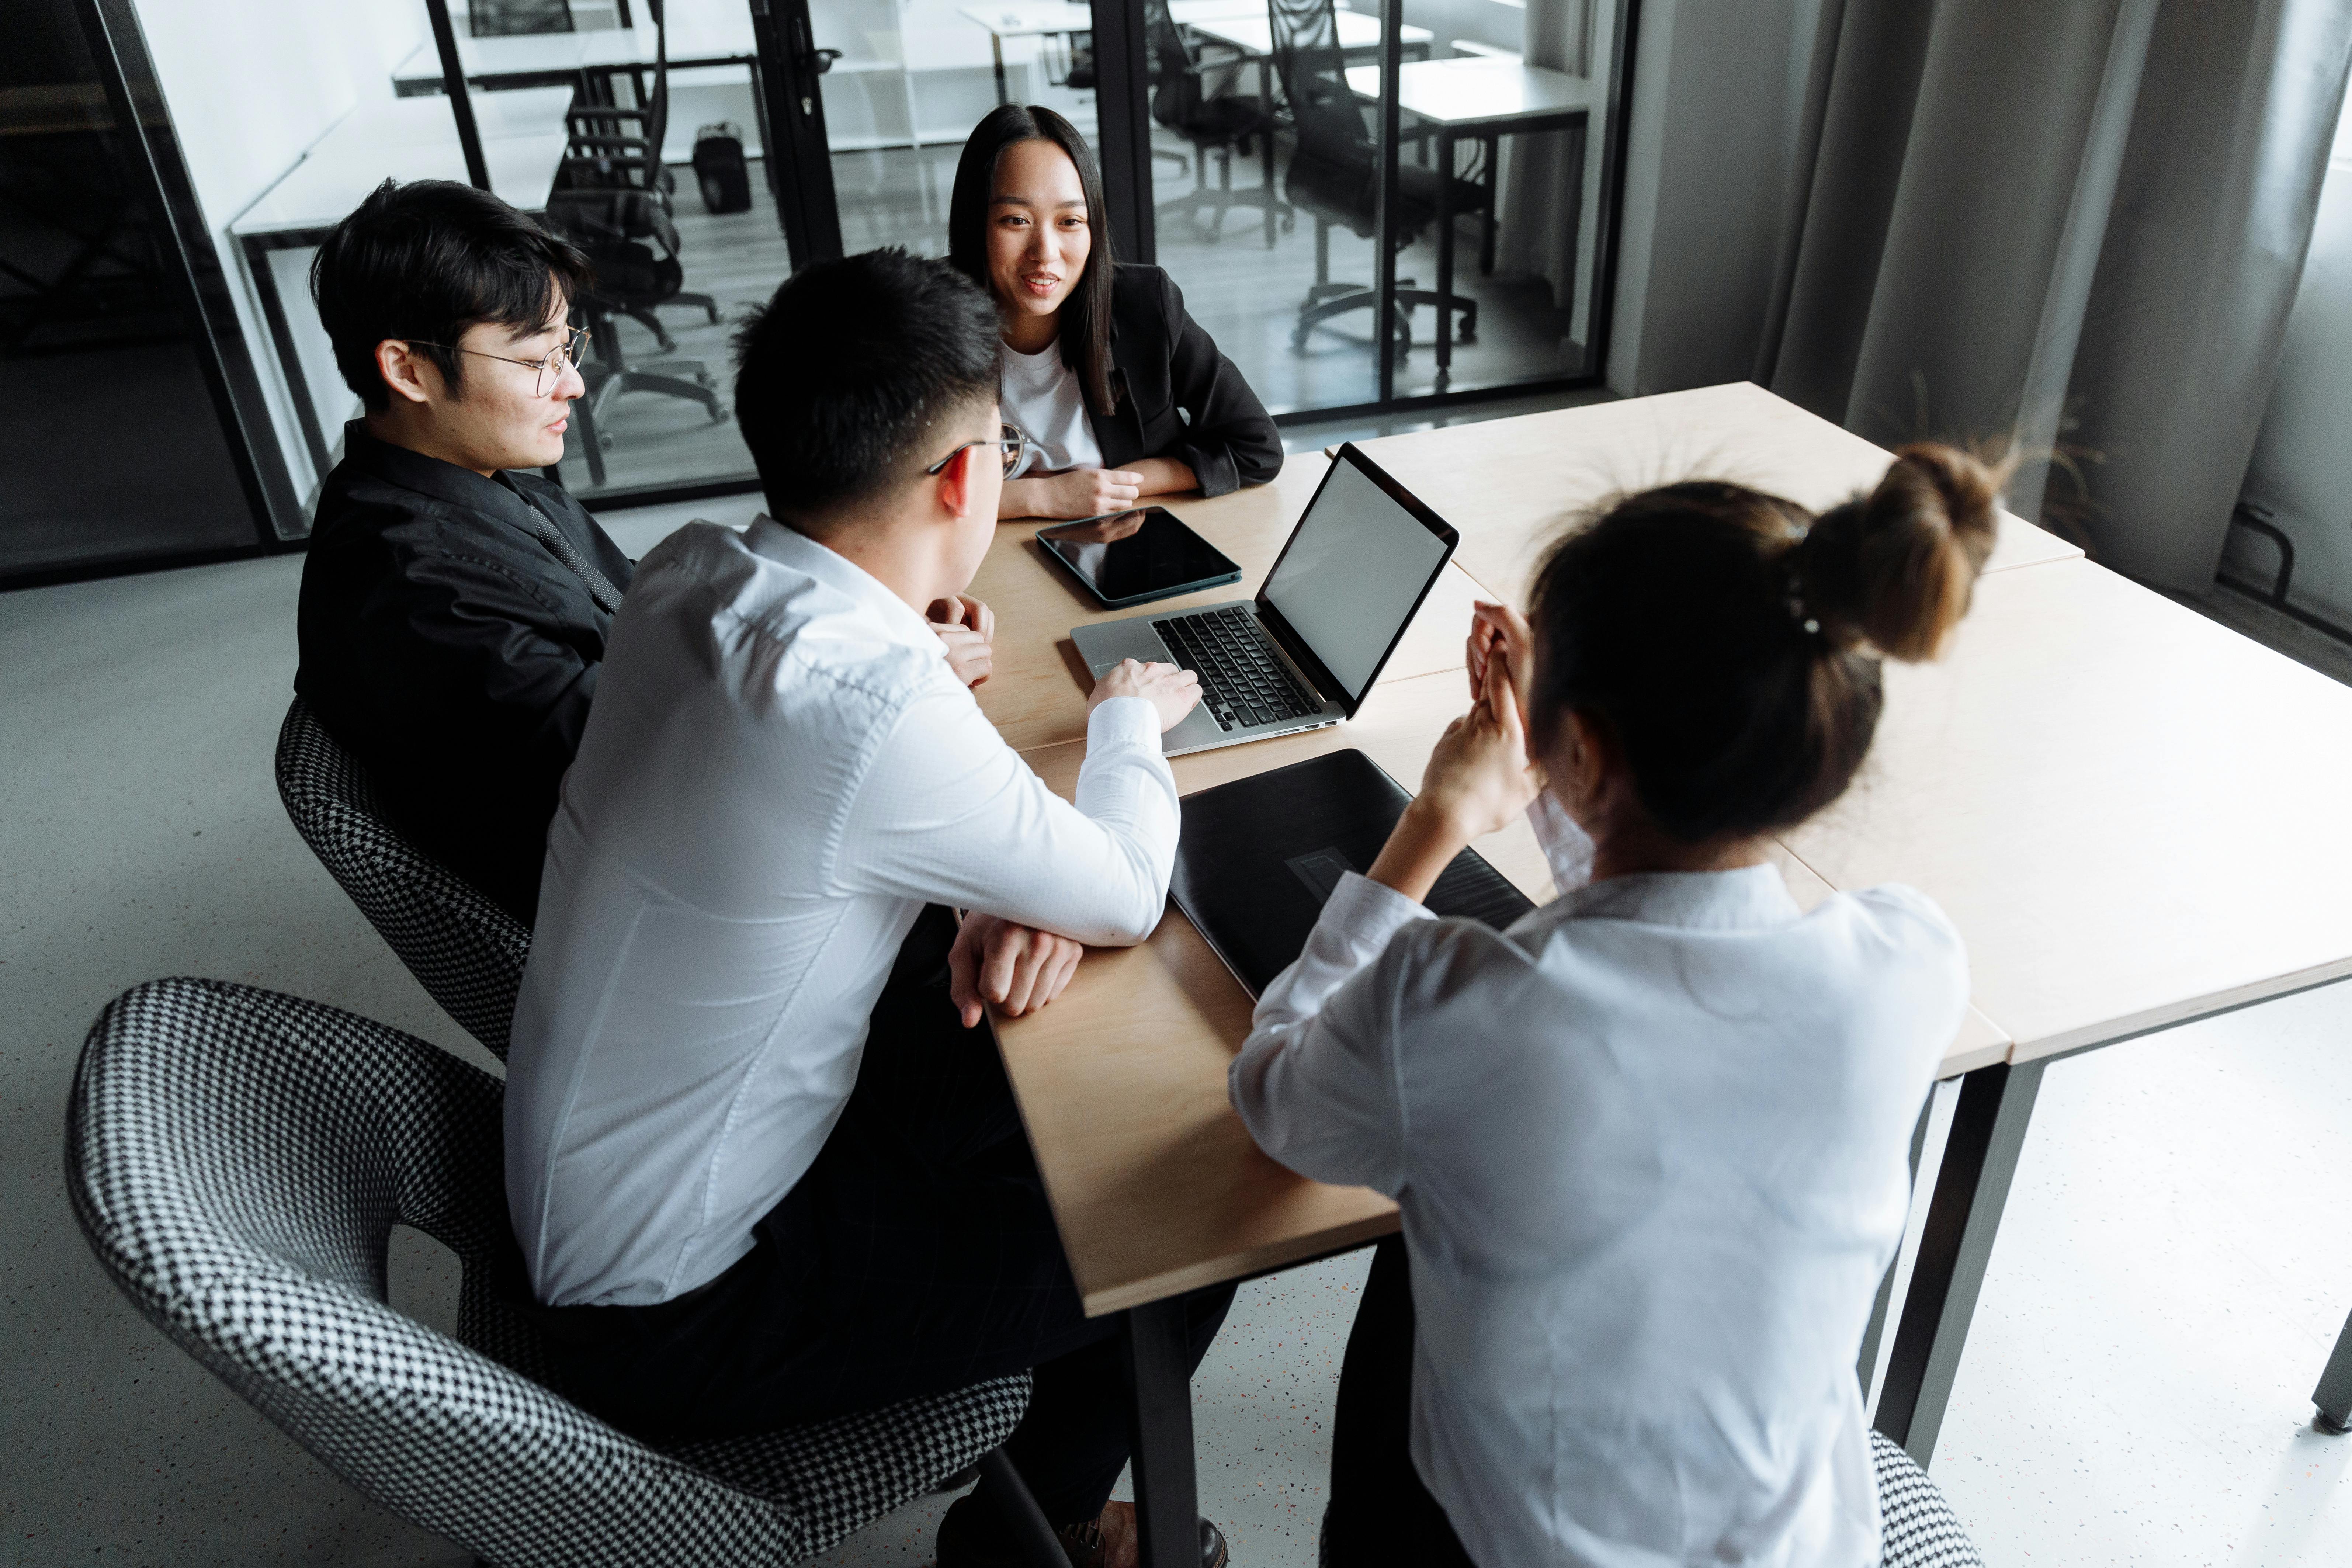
xmin=1153 ymin=606 xmax=1324 ymax=732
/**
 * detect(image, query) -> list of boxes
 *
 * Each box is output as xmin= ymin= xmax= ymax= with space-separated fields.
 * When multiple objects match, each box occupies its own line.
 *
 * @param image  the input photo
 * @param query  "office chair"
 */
xmin=544 ymin=187 xmax=727 ymax=485
xmin=1051 ymin=30 xmax=1191 ymax=182
xmin=1146 ymin=0 xmax=1286 ymax=245
xmin=1869 ymin=1431 xmax=1985 ymax=1566
xmin=2317 ymin=1305 xmax=2352 ymax=1433
xmin=66 ymin=976 xmax=1064 ymax=1568
xmin=1266 ymin=0 xmax=1485 ymax=357
xmin=560 ymin=0 xmax=718 ymax=322
xmin=471 ymin=0 xmax=575 ymax=36
xmin=275 ymin=698 xmax=530 ymax=1061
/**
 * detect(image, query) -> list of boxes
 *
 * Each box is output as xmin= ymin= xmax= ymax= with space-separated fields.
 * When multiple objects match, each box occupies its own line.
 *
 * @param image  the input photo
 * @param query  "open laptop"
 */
xmin=1070 ymin=443 xmax=1457 ymax=757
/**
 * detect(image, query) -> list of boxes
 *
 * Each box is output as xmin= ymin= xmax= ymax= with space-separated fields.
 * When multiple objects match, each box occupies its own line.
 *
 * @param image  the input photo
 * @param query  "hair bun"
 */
xmin=1796 ymin=441 xmax=2003 ymax=661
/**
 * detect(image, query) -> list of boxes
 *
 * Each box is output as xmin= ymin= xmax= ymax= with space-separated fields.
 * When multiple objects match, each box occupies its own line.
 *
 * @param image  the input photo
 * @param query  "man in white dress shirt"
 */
xmin=505 ymin=250 xmax=1235 ymax=1568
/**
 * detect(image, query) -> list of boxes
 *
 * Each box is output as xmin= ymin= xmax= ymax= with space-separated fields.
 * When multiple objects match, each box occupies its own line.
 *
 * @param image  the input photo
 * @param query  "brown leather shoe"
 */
xmin=937 ymin=1494 xmax=1228 ymax=1568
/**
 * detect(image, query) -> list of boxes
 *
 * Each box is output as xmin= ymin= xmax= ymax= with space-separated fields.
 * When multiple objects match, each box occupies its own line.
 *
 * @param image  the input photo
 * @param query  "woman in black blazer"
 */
xmin=948 ymin=103 xmax=1284 ymax=519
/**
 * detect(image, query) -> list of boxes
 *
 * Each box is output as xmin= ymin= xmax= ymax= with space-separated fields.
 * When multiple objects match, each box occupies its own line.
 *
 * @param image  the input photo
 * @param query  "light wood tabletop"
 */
xmin=968 ymin=453 xmax=1491 ymax=751
xmin=1352 ymin=382 xmax=2081 ymax=605
xmin=1780 ymin=555 xmax=2352 ymax=1063
xmin=974 ymin=384 xmax=2351 ymax=1486
xmin=1002 ymin=665 xmax=2009 ymax=1314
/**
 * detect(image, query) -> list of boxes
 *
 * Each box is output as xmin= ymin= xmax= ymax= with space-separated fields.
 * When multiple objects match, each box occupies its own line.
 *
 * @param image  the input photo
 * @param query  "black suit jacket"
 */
xmin=1094 ymin=264 xmax=1284 ymax=496
xmin=294 ymin=424 xmax=635 ymax=924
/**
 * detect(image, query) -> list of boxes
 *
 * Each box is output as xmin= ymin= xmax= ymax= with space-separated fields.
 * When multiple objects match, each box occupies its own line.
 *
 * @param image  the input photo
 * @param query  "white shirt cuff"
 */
xmin=1086 ymin=694 xmax=1162 ymax=754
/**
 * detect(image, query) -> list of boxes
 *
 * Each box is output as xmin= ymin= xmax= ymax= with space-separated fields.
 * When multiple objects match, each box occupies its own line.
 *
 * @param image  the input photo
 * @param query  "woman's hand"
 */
xmin=949 ymin=914 xmax=1085 ymax=1027
xmin=929 ymin=593 xmax=995 ymax=688
xmin=1087 ymin=657 xmax=1201 ymax=733
xmin=1368 ymin=651 xmax=1543 ymax=903
xmin=1467 ymin=600 xmax=1536 ymax=735
xmin=1003 ymin=467 xmax=1147 ymax=520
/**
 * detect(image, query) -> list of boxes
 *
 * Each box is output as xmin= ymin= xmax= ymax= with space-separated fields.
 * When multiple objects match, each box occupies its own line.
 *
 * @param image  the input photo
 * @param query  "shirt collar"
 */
xmin=1548 ymin=863 xmax=1804 ymax=932
xmin=339 ymin=420 xmax=550 ymax=535
xmin=740 ymin=513 xmax=943 ymax=655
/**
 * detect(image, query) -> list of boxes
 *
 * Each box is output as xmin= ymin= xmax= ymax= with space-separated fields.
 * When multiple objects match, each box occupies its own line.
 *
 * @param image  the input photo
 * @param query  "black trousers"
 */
xmin=534 ymin=906 xmax=1234 ymax=1526
xmin=1325 ymin=1236 xmax=1477 ymax=1567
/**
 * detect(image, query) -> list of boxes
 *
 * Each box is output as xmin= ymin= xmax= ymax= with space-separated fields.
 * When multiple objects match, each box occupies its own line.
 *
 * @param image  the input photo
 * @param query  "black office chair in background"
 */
xmin=470 ymin=0 xmax=575 ymax=36
xmin=1146 ymin=0 xmax=1284 ymax=246
xmin=1267 ymin=0 xmax=1486 ymax=357
xmin=545 ymin=0 xmax=726 ymax=484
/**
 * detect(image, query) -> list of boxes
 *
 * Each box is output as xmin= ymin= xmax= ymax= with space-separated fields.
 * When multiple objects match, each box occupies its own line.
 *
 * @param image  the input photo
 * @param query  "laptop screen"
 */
xmin=1260 ymin=454 xmax=1455 ymax=703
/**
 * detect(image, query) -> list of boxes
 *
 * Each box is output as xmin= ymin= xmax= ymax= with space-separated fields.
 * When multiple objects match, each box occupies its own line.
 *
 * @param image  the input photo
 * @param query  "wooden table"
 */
xmin=229 ymin=89 xmax=575 ymax=476
xmin=1342 ymin=57 xmax=1592 ymax=385
xmin=981 ymin=382 xmax=2352 ymax=1561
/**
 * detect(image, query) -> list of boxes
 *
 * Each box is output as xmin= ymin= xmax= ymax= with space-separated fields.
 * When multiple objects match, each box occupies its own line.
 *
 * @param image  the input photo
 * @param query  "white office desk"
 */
xmin=390 ymin=12 xmax=758 ymax=94
xmin=1341 ymin=57 xmax=1591 ymax=385
xmin=1188 ymin=10 xmax=1434 ymax=58
xmin=958 ymin=3 xmax=1097 ymax=104
xmin=229 ymin=89 xmax=574 ymax=476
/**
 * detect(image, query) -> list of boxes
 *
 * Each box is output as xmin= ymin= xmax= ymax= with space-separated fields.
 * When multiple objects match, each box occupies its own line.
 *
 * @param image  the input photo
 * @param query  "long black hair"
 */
xmin=947 ymin=104 xmax=1120 ymax=414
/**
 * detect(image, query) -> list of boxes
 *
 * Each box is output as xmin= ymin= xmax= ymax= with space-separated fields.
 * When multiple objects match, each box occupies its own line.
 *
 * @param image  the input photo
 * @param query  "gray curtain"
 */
xmin=1754 ymin=0 xmax=2352 ymax=589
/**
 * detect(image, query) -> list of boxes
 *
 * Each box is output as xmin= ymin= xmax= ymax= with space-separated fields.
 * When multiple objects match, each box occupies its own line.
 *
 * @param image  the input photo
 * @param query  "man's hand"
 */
xmin=949 ymin=913 xmax=1085 ymax=1027
xmin=930 ymin=593 xmax=995 ymax=688
xmin=1009 ymin=467 xmax=1147 ymax=520
xmin=1087 ymin=657 xmax=1201 ymax=733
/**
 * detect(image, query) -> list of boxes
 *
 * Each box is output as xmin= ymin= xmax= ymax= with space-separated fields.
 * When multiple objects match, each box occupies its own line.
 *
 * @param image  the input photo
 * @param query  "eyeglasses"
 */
xmin=405 ymin=326 xmax=589 ymax=397
xmin=926 ymin=424 xmax=1032 ymax=479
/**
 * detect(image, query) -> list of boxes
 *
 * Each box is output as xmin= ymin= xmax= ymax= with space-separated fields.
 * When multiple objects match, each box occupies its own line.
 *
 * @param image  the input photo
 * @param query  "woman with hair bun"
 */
xmin=1231 ymin=445 xmax=2002 ymax=1567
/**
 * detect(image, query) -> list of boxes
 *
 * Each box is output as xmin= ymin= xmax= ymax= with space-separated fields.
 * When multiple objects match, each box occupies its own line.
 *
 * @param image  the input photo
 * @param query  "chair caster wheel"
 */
xmin=708 ymin=406 xmax=728 ymax=425
xmin=597 ymin=434 xmax=615 ymax=451
xmin=1457 ymin=326 xmax=1477 ymax=344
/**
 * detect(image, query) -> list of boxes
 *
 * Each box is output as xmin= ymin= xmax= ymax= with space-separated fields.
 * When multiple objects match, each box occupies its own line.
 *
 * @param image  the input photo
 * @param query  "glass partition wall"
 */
xmin=415 ymin=0 xmax=1633 ymax=504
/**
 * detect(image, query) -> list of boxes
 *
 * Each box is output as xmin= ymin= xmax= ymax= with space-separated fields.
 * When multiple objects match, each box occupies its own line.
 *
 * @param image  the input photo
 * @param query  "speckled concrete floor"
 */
xmin=5 ymin=476 xmax=2350 ymax=1565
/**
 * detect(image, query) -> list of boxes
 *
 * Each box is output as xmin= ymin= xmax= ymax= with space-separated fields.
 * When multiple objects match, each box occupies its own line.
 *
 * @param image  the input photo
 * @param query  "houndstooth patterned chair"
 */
xmin=276 ymin=698 xmax=530 ymax=1059
xmin=65 ymin=977 xmax=1033 ymax=1567
xmin=1871 ymin=1428 xmax=1983 ymax=1567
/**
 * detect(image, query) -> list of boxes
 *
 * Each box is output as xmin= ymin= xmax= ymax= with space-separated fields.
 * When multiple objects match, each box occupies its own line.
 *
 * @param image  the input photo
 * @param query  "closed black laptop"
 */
xmin=1169 ymin=748 xmax=1537 ymax=997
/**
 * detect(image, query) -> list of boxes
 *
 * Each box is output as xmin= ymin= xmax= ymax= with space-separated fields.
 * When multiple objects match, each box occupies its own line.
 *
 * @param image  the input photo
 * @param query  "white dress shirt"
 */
xmin=1001 ymin=337 xmax=1104 ymax=476
xmin=1231 ymin=795 xmax=1969 ymax=1568
xmin=506 ymin=516 xmax=1178 ymax=1308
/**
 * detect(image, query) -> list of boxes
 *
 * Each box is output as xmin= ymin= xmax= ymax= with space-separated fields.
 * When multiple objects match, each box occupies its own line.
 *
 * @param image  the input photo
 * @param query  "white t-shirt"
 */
xmin=1001 ymin=337 xmax=1103 ymax=476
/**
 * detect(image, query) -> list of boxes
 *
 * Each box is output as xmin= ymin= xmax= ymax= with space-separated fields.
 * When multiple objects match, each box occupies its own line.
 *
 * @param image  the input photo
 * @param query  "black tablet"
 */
xmin=1035 ymin=507 xmax=1242 ymax=608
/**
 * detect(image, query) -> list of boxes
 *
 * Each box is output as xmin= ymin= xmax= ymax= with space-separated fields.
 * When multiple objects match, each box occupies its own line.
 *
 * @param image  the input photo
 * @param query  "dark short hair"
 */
xmin=310 ymin=179 xmax=592 ymax=413
xmin=732 ymin=248 xmax=1002 ymax=527
xmin=947 ymin=104 xmax=1118 ymax=414
xmin=1526 ymin=444 xmax=2004 ymax=843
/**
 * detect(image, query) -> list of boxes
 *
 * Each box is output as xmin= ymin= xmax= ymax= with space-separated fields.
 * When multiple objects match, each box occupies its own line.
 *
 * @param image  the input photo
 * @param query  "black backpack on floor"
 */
xmin=692 ymin=122 xmax=752 ymax=215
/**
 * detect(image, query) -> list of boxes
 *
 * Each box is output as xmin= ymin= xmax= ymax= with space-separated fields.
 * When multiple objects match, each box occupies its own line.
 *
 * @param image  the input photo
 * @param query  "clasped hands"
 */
xmin=1366 ymin=601 xmax=1547 ymax=904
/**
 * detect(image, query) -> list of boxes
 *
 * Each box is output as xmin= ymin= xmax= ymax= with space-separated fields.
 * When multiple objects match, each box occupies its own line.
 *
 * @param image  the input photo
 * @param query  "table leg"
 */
xmin=1433 ymin=127 xmax=1455 ymax=382
xmin=244 ymin=235 xmax=330 ymax=480
xmin=1479 ymin=130 xmax=1498 ymax=275
xmin=1856 ymin=1086 xmax=1943 ymax=1397
xmin=992 ymin=34 xmax=1009 ymax=105
xmin=1125 ymin=1297 xmax=1199 ymax=1568
xmin=2315 ymin=1304 xmax=2352 ymax=1433
xmin=1260 ymin=61 xmax=1277 ymax=249
xmin=1873 ymin=1059 xmax=2044 ymax=1465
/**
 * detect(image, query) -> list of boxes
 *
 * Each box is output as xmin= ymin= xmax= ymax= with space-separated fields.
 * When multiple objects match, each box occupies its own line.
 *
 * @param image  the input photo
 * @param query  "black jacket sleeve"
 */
xmin=1108 ymin=266 xmax=1284 ymax=496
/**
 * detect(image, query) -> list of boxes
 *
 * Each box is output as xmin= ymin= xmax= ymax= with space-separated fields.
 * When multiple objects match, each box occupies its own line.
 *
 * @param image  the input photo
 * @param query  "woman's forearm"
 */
xmin=1129 ymin=457 xmax=1197 ymax=497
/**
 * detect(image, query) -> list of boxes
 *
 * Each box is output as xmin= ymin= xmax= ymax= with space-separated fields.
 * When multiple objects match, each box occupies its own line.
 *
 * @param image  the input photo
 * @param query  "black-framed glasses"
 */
xmin=405 ymin=326 xmax=589 ymax=397
xmin=925 ymin=424 xmax=1031 ymax=479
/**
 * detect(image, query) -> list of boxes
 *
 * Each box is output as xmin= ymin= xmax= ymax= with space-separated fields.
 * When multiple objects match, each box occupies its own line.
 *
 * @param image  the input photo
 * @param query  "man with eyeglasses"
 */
xmin=505 ymin=249 xmax=1235 ymax=1568
xmin=293 ymin=178 xmax=630 ymax=924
